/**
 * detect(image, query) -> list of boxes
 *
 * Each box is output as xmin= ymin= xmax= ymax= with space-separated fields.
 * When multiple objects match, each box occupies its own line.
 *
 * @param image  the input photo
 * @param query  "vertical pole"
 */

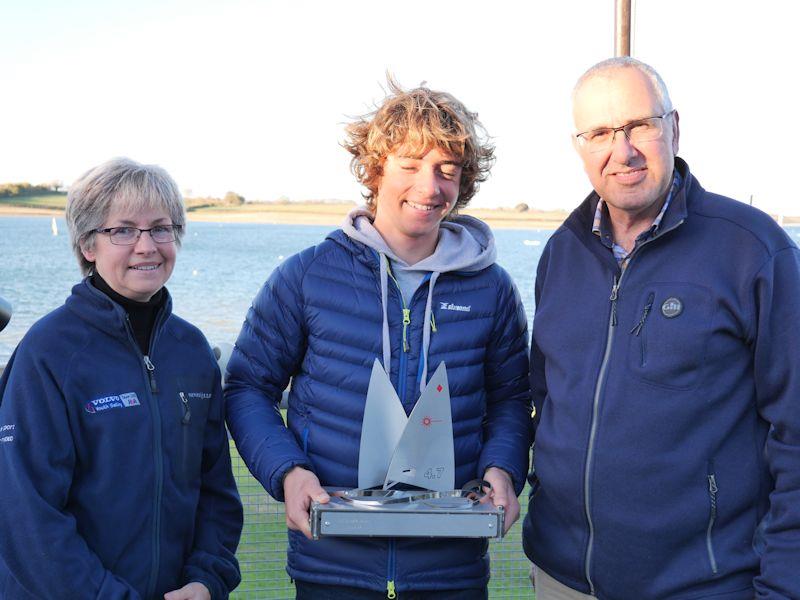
xmin=615 ymin=0 xmax=632 ymax=57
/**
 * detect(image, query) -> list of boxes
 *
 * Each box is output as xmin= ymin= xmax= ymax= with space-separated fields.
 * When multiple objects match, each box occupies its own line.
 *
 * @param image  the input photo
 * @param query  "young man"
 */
xmin=225 ymin=81 xmax=531 ymax=598
xmin=523 ymin=57 xmax=800 ymax=599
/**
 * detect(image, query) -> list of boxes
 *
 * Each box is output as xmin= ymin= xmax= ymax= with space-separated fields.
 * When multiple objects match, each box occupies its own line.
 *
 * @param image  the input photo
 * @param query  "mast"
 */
xmin=615 ymin=0 xmax=632 ymax=57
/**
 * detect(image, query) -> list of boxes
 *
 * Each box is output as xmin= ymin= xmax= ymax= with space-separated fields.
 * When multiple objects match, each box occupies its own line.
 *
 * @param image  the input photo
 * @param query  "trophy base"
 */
xmin=310 ymin=491 xmax=504 ymax=539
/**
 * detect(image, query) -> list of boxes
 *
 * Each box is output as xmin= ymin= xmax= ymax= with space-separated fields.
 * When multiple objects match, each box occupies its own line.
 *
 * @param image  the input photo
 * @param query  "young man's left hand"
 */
xmin=164 ymin=582 xmax=211 ymax=600
xmin=482 ymin=467 xmax=520 ymax=534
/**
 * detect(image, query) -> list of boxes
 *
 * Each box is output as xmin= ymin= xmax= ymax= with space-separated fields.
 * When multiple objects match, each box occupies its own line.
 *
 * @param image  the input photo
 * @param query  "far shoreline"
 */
xmin=3 ymin=202 xmax=799 ymax=230
xmin=0 ymin=203 xmax=569 ymax=230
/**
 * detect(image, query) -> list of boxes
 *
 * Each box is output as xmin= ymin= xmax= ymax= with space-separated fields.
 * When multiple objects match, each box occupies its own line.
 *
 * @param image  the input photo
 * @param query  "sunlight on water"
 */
xmin=0 ymin=217 xmax=546 ymax=364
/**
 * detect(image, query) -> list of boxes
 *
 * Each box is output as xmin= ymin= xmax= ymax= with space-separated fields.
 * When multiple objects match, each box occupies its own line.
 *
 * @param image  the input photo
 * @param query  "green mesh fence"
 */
xmin=229 ymin=442 xmax=534 ymax=599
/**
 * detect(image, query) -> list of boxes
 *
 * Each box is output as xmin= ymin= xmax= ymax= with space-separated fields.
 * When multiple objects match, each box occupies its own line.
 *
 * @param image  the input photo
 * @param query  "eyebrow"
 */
xmin=585 ymin=115 xmax=658 ymax=131
xmin=396 ymin=155 xmax=462 ymax=166
xmin=112 ymin=217 xmax=171 ymax=226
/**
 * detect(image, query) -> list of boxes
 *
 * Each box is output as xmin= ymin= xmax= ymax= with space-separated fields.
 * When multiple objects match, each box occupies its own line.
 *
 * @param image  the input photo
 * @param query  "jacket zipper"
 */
xmin=583 ymin=273 xmax=622 ymax=594
xmin=386 ymin=539 xmax=397 ymax=598
xmin=179 ymin=391 xmax=191 ymax=479
xmin=386 ymin=266 xmax=410 ymax=404
xmin=706 ymin=472 xmax=719 ymax=574
xmin=384 ymin=264 xmax=407 ymax=597
xmin=125 ymin=314 xmax=166 ymax=600
xmin=583 ymin=219 xmax=685 ymax=593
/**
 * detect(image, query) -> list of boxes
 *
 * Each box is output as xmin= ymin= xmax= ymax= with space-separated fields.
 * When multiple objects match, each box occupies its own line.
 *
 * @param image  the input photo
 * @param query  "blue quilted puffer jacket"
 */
xmin=225 ymin=226 xmax=531 ymax=594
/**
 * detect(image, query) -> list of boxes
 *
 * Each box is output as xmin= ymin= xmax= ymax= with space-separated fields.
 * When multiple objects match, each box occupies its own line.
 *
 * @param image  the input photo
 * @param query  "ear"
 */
xmin=81 ymin=242 xmax=96 ymax=264
xmin=670 ymin=110 xmax=680 ymax=154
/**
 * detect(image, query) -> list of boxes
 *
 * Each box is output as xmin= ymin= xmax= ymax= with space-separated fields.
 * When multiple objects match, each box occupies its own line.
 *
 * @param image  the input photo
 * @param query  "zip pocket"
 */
xmin=706 ymin=466 xmax=719 ymax=575
xmin=630 ymin=292 xmax=655 ymax=367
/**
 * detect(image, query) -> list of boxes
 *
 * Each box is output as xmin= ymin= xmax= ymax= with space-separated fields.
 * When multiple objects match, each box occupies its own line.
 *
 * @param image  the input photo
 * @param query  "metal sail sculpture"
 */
xmin=358 ymin=359 xmax=454 ymax=492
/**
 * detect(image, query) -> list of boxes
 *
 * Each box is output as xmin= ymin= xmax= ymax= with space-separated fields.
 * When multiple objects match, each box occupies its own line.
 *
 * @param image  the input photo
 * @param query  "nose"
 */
xmin=133 ymin=230 xmax=158 ymax=253
xmin=609 ymin=128 xmax=638 ymax=163
xmin=414 ymin=167 xmax=440 ymax=198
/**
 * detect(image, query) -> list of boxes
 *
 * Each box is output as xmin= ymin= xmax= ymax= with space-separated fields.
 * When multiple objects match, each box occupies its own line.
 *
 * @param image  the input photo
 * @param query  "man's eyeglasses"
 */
xmin=575 ymin=111 xmax=674 ymax=153
xmin=94 ymin=224 xmax=182 ymax=245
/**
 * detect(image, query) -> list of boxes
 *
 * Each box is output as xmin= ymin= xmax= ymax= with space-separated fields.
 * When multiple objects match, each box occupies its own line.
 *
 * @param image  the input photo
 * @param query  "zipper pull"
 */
xmin=708 ymin=474 xmax=718 ymax=494
xmin=402 ymin=309 xmax=411 ymax=352
xmin=609 ymin=276 xmax=620 ymax=326
xmin=630 ymin=292 xmax=655 ymax=336
xmin=386 ymin=580 xmax=396 ymax=599
xmin=143 ymin=355 xmax=158 ymax=393
xmin=179 ymin=391 xmax=191 ymax=425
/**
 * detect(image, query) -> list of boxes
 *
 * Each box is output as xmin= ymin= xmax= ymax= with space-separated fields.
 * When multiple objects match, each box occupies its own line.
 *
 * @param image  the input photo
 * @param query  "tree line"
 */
xmin=0 ymin=182 xmax=63 ymax=198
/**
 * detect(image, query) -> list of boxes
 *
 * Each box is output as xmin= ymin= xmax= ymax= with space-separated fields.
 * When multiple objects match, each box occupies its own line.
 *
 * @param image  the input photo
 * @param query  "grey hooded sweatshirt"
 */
xmin=341 ymin=206 xmax=497 ymax=392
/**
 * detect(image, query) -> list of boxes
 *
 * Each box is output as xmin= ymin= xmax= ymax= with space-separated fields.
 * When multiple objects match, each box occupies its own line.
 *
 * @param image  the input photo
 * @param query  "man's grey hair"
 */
xmin=66 ymin=157 xmax=186 ymax=275
xmin=573 ymin=56 xmax=673 ymax=114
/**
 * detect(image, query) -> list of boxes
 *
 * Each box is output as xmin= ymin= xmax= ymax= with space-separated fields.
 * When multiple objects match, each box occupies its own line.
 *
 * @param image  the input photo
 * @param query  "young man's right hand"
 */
xmin=282 ymin=466 xmax=330 ymax=539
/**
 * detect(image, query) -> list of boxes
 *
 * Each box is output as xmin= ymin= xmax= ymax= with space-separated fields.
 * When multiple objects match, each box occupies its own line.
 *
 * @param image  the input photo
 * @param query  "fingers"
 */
xmin=482 ymin=467 xmax=521 ymax=534
xmin=283 ymin=467 xmax=329 ymax=539
xmin=164 ymin=582 xmax=210 ymax=600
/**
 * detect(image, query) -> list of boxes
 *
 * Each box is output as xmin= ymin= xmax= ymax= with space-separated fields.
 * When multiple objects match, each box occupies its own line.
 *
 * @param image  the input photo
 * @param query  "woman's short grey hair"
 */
xmin=66 ymin=158 xmax=186 ymax=275
xmin=573 ymin=56 xmax=673 ymax=114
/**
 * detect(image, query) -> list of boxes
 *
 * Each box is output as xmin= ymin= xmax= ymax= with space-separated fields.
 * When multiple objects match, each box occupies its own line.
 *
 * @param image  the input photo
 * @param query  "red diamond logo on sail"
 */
xmin=437 ymin=385 xmax=443 ymax=392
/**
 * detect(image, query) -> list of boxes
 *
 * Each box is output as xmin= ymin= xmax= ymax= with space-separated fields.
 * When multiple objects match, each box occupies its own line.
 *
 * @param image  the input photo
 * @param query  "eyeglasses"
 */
xmin=94 ymin=224 xmax=182 ymax=245
xmin=575 ymin=111 xmax=674 ymax=153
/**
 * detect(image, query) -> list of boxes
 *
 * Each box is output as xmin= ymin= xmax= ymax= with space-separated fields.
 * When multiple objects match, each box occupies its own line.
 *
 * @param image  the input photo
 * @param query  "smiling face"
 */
xmin=372 ymin=147 xmax=462 ymax=261
xmin=573 ymin=67 xmax=679 ymax=219
xmin=81 ymin=206 xmax=177 ymax=302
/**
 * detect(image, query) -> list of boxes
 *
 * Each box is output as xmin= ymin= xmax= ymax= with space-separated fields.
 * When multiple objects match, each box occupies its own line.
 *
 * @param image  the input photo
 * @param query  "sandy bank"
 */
xmin=185 ymin=203 xmax=568 ymax=230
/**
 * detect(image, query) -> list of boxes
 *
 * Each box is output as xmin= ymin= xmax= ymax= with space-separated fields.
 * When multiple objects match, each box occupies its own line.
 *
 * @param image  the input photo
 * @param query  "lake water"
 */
xmin=0 ymin=216 xmax=550 ymax=365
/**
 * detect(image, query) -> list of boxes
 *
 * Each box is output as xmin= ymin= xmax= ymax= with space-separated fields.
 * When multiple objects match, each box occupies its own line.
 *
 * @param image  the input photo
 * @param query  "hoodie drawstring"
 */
xmin=379 ymin=254 xmax=391 ymax=375
xmin=419 ymin=272 xmax=440 ymax=394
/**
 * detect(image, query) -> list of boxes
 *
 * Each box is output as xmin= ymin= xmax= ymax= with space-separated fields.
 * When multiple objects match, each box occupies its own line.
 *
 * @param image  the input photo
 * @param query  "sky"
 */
xmin=2 ymin=0 xmax=798 ymax=215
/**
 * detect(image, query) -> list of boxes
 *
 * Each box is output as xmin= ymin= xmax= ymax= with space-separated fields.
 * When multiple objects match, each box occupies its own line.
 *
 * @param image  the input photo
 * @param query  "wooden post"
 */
xmin=615 ymin=0 xmax=632 ymax=57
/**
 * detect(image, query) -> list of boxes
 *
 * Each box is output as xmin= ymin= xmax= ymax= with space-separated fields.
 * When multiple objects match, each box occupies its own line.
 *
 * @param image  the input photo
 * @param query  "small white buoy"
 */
xmin=192 ymin=269 xmax=199 ymax=276
xmin=278 ymin=255 xmax=284 ymax=261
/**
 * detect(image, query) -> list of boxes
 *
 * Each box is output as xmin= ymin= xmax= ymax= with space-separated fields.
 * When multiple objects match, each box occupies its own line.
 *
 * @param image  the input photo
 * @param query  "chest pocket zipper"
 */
xmin=706 ymin=472 xmax=719 ymax=575
xmin=630 ymin=292 xmax=655 ymax=366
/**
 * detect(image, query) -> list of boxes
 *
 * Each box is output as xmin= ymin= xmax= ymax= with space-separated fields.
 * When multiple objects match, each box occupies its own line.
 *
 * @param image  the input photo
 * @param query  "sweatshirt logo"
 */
xmin=439 ymin=301 xmax=471 ymax=312
xmin=85 ymin=392 xmax=140 ymax=414
xmin=661 ymin=297 xmax=683 ymax=318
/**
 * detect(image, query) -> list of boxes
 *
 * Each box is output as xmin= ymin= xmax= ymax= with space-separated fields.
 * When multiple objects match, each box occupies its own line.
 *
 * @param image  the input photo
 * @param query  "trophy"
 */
xmin=310 ymin=360 xmax=504 ymax=540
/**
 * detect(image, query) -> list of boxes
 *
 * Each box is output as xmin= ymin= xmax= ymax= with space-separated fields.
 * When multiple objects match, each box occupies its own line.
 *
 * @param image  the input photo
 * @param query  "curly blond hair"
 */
xmin=343 ymin=78 xmax=494 ymax=212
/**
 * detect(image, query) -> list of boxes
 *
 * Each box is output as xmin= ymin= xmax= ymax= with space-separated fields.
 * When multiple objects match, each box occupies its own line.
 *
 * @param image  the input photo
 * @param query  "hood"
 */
xmin=342 ymin=205 xmax=497 ymax=273
xmin=341 ymin=206 xmax=496 ymax=395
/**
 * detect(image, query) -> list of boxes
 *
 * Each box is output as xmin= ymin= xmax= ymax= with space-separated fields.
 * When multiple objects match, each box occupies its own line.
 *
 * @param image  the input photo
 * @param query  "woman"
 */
xmin=0 ymin=158 xmax=242 ymax=599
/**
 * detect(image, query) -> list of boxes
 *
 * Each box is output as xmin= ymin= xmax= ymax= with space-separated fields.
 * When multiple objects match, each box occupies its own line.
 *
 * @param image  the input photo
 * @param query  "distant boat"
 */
xmin=51 ymin=217 xmax=58 ymax=236
xmin=522 ymin=239 xmax=540 ymax=246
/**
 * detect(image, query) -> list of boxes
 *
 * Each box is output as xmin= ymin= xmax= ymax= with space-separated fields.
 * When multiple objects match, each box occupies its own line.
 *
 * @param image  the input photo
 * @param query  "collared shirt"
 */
xmin=592 ymin=171 xmax=682 ymax=269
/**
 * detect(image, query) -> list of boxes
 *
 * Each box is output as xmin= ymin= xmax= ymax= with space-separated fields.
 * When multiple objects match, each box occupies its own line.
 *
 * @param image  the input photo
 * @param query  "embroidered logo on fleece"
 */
xmin=0 ymin=423 xmax=14 ymax=443
xmin=85 ymin=392 xmax=141 ymax=414
xmin=439 ymin=301 xmax=471 ymax=312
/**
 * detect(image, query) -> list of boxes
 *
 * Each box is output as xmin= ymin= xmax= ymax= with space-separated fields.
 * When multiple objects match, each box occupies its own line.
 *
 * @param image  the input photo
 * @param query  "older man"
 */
xmin=522 ymin=57 xmax=800 ymax=599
